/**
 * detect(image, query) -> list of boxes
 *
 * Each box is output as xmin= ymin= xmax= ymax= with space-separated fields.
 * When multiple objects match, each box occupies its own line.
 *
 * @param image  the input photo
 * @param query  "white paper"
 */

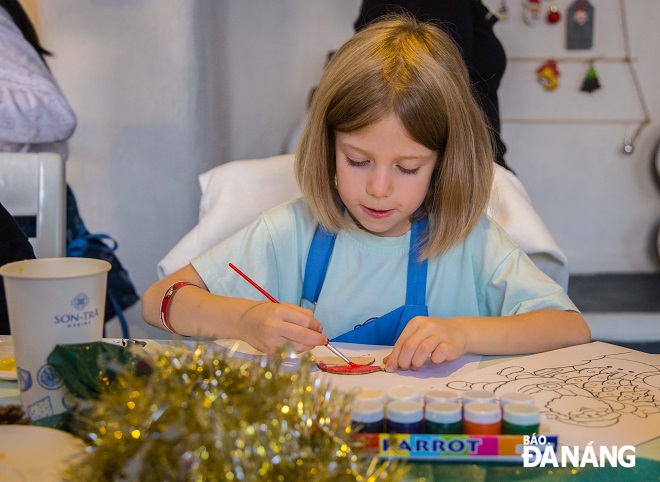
xmin=433 ymin=342 xmax=660 ymax=449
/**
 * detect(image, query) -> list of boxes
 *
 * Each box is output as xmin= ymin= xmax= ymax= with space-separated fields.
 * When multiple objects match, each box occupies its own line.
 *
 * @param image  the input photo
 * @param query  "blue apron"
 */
xmin=301 ymin=218 xmax=429 ymax=346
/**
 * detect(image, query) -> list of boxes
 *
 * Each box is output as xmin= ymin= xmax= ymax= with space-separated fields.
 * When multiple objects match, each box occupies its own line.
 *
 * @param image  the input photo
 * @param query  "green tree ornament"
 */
xmin=581 ymin=62 xmax=601 ymax=93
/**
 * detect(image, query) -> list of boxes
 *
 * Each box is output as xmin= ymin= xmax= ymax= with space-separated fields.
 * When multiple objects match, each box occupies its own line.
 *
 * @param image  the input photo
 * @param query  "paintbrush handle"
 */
xmin=229 ymin=263 xmax=279 ymax=303
xmin=325 ymin=341 xmax=354 ymax=365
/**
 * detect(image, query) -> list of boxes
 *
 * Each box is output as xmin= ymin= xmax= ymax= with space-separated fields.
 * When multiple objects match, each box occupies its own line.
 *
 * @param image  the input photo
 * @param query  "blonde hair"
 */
xmin=295 ymin=14 xmax=494 ymax=258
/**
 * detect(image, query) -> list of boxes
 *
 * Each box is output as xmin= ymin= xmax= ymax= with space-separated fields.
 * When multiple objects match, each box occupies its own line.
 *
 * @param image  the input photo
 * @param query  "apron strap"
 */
xmin=302 ymin=217 xmax=429 ymax=307
xmin=301 ymin=225 xmax=336 ymax=306
xmin=406 ymin=217 xmax=429 ymax=306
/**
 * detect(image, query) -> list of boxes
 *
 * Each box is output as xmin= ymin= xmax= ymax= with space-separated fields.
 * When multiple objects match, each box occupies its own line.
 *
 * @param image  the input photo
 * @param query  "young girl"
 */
xmin=142 ymin=15 xmax=590 ymax=372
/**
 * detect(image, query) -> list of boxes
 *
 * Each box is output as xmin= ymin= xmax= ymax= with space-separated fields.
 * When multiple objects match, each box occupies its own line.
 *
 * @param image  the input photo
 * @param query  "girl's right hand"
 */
xmin=237 ymin=301 xmax=327 ymax=355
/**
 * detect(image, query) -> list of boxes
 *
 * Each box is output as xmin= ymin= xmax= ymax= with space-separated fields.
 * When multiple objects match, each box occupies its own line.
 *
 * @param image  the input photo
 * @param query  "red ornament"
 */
xmin=547 ymin=4 xmax=561 ymax=24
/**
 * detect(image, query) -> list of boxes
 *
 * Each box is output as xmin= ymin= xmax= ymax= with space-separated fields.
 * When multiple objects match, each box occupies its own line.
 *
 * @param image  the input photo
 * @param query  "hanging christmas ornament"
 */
xmin=536 ymin=60 xmax=560 ymax=91
xmin=573 ymin=3 xmax=589 ymax=25
xmin=621 ymin=138 xmax=634 ymax=155
xmin=580 ymin=61 xmax=601 ymax=93
xmin=547 ymin=3 xmax=561 ymax=24
xmin=497 ymin=0 xmax=509 ymax=21
xmin=567 ymin=0 xmax=595 ymax=49
xmin=523 ymin=0 xmax=542 ymax=26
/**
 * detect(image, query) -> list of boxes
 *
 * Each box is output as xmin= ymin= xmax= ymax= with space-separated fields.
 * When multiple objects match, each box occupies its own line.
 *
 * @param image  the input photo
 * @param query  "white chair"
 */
xmin=0 ymin=152 xmax=66 ymax=258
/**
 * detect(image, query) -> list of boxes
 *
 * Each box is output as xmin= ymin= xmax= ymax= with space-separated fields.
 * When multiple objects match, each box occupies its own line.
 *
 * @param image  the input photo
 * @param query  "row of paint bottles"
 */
xmin=351 ymin=386 xmax=540 ymax=435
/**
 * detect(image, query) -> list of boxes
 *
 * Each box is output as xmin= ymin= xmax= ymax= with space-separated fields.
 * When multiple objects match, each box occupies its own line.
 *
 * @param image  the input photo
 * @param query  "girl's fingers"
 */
xmin=279 ymin=303 xmax=324 ymax=332
xmin=290 ymin=342 xmax=319 ymax=353
xmin=410 ymin=337 xmax=438 ymax=368
xmin=384 ymin=318 xmax=425 ymax=371
xmin=280 ymin=321 xmax=328 ymax=347
xmin=390 ymin=328 xmax=429 ymax=370
xmin=385 ymin=345 xmax=402 ymax=372
xmin=430 ymin=343 xmax=450 ymax=365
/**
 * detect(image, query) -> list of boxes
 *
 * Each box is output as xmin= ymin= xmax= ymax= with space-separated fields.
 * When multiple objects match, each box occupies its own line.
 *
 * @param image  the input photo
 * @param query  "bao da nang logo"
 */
xmin=53 ymin=292 xmax=100 ymax=326
xmin=522 ymin=435 xmax=635 ymax=468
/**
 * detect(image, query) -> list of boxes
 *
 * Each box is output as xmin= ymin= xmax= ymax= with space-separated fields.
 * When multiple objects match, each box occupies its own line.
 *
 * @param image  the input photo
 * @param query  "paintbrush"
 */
xmin=228 ymin=263 xmax=355 ymax=366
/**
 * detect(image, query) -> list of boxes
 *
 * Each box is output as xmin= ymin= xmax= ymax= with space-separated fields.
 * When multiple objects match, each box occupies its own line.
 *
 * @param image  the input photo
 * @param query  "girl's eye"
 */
xmin=398 ymin=165 xmax=420 ymax=175
xmin=346 ymin=158 xmax=369 ymax=167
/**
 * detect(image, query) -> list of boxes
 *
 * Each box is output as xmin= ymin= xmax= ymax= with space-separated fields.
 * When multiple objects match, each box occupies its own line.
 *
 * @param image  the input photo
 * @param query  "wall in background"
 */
xmin=34 ymin=0 xmax=658 ymax=338
xmin=484 ymin=0 xmax=660 ymax=273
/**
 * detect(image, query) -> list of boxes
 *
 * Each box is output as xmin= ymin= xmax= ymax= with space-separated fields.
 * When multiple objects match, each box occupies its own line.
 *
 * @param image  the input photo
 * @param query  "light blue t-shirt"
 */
xmin=192 ymin=198 xmax=578 ymax=340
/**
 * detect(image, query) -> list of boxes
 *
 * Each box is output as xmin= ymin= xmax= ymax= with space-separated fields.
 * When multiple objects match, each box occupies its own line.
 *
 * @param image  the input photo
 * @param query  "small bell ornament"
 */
xmin=537 ymin=60 xmax=560 ymax=91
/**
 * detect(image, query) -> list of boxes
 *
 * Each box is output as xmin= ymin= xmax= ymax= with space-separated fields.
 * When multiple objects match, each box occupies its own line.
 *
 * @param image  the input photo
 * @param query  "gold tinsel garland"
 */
xmin=64 ymin=343 xmax=407 ymax=481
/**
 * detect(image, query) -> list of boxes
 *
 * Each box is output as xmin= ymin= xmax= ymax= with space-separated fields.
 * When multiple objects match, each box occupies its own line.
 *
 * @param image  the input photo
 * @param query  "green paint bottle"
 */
xmin=425 ymin=401 xmax=462 ymax=434
xmin=502 ymin=403 xmax=540 ymax=435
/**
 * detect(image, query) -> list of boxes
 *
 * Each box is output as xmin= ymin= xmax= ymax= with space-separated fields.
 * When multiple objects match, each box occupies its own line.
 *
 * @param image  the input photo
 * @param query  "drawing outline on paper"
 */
xmin=446 ymin=351 xmax=660 ymax=428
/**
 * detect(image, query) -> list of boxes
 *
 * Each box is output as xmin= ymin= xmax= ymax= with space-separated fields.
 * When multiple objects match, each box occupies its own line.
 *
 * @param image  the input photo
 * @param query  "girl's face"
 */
xmin=335 ymin=113 xmax=437 ymax=237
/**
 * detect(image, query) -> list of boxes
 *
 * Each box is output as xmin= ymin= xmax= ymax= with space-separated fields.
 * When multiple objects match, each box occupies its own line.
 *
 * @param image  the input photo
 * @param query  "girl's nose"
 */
xmin=366 ymin=168 xmax=393 ymax=198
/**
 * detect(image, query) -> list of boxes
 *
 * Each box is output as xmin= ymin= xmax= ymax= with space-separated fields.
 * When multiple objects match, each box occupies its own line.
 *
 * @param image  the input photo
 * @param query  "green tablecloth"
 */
xmin=405 ymin=458 xmax=659 ymax=481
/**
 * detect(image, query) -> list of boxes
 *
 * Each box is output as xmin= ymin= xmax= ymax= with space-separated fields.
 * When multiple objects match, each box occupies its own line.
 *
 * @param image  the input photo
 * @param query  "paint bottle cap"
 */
xmin=502 ymin=403 xmax=540 ymax=425
xmin=351 ymin=400 xmax=385 ymax=424
xmin=355 ymin=388 xmax=385 ymax=405
xmin=424 ymin=389 xmax=460 ymax=405
xmin=387 ymin=384 xmax=421 ymax=403
xmin=499 ymin=392 xmax=535 ymax=407
xmin=386 ymin=400 xmax=424 ymax=424
xmin=425 ymin=401 xmax=462 ymax=424
xmin=463 ymin=402 xmax=502 ymax=424
xmin=462 ymin=390 xmax=497 ymax=405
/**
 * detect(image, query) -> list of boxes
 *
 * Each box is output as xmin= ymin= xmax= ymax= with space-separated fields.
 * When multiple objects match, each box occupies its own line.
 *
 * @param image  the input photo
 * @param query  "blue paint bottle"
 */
xmin=351 ymin=400 xmax=385 ymax=433
xmin=386 ymin=400 xmax=424 ymax=433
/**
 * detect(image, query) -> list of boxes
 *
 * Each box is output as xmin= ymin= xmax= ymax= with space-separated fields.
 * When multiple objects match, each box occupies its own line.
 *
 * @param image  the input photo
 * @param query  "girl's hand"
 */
xmin=237 ymin=301 xmax=327 ymax=355
xmin=383 ymin=316 xmax=468 ymax=372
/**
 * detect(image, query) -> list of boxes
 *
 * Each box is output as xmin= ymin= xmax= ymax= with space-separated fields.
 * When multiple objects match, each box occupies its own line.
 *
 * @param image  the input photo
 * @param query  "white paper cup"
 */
xmin=0 ymin=257 xmax=111 ymax=421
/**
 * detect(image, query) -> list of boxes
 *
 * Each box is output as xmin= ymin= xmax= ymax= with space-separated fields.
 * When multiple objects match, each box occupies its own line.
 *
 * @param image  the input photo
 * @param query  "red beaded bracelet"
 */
xmin=160 ymin=281 xmax=196 ymax=334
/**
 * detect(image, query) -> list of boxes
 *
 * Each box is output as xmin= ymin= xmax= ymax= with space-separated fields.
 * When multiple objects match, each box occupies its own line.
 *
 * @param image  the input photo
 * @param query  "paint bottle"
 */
xmin=502 ymin=403 xmax=540 ymax=435
xmin=351 ymin=400 xmax=385 ymax=434
xmin=463 ymin=402 xmax=502 ymax=435
xmin=386 ymin=384 xmax=422 ymax=403
xmin=423 ymin=389 xmax=460 ymax=405
xmin=424 ymin=401 xmax=463 ymax=434
xmin=355 ymin=388 xmax=385 ymax=405
xmin=386 ymin=400 xmax=424 ymax=433
xmin=462 ymin=389 xmax=496 ymax=406
xmin=499 ymin=392 xmax=535 ymax=409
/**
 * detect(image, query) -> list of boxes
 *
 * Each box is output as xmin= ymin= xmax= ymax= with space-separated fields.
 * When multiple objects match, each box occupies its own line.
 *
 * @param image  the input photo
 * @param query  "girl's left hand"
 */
xmin=383 ymin=316 xmax=468 ymax=372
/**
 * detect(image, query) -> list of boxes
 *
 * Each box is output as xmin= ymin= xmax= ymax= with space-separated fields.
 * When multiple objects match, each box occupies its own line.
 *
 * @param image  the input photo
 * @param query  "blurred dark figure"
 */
xmin=355 ymin=0 xmax=509 ymax=170
xmin=0 ymin=201 xmax=36 ymax=334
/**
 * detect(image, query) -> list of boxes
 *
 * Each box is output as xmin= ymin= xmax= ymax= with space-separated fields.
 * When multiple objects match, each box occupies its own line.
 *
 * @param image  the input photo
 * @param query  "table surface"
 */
xmin=1 ymin=335 xmax=658 ymax=482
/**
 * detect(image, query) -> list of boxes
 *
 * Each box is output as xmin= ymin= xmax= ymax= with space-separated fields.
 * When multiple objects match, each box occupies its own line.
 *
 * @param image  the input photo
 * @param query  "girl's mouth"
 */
xmin=362 ymin=206 xmax=393 ymax=219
